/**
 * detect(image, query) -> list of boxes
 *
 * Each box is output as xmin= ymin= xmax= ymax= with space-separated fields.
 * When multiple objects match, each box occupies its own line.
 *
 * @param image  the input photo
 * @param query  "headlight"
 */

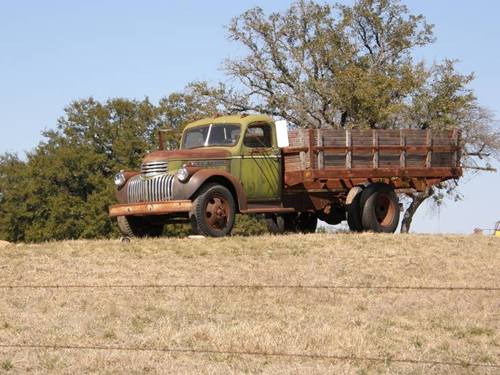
xmin=114 ymin=171 xmax=126 ymax=188
xmin=176 ymin=166 xmax=190 ymax=182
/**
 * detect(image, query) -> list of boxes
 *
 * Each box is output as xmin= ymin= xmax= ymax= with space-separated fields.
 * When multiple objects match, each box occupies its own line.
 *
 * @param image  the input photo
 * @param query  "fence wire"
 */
xmin=0 ymin=284 xmax=498 ymax=291
xmin=1 ymin=283 xmax=497 ymax=369
xmin=0 ymin=343 xmax=497 ymax=368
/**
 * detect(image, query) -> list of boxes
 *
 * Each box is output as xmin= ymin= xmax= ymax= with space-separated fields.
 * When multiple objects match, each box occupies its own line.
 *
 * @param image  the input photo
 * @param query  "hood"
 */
xmin=142 ymin=148 xmax=231 ymax=163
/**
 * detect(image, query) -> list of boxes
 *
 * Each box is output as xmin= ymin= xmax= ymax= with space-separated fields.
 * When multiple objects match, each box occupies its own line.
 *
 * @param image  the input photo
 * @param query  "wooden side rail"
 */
xmin=284 ymin=128 xmax=461 ymax=170
xmin=283 ymin=145 xmax=460 ymax=153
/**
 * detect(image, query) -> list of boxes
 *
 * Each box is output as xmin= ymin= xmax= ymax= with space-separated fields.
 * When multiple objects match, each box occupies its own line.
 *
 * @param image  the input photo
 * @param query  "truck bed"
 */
xmin=282 ymin=128 xmax=462 ymax=192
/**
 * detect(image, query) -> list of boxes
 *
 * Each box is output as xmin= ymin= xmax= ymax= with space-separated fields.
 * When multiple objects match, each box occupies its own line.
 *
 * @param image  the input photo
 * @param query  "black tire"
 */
xmin=361 ymin=184 xmax=400 ymax=233
xmin=117 ymin=216 xmax=163 ymax=238
xmin=266 ymin=213 xmax=312 ymax=234
xmin=295 ymin=212 xmax=318 ymax=233
xmin=190 ymin=183 xmax=236 ymax=237
xmin=317 ymin=206 xmax=345 ymax=225
xmin=265 ymin=214 xmax=286 ymax=234
xmin=346 ymin=189 xmax=363 ymax=232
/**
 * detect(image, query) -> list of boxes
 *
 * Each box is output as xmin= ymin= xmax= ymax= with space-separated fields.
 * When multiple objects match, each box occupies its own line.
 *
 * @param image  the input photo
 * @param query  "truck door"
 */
xmin=240 ymin=122 xmax=282 ymax=202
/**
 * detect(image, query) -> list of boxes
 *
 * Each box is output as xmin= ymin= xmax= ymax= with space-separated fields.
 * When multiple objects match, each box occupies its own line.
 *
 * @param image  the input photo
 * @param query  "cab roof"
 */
xmin=183 ymin=114 xmax=274 ymax=130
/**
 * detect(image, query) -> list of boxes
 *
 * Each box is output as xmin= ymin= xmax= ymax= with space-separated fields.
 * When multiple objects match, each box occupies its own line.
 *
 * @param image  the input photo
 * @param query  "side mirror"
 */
xmin=275 ymin=120 xmax=289 ymax=148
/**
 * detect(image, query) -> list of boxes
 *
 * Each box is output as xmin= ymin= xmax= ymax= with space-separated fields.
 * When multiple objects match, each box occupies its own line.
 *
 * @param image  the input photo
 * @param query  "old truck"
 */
xmin=109 ymin=114 xmax=462 ymax=237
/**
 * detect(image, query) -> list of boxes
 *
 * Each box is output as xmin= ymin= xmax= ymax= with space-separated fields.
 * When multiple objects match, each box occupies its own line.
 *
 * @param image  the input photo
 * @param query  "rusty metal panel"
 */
xmin=109 ymin=200 xmax=192 ymax=217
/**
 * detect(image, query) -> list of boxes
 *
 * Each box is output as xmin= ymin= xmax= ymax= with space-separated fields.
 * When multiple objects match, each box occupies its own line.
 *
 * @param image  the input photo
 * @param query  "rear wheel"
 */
xmin=190 ymin=184 xmax=236 ymax=237
xmin=295 ymin=212 xmax=318 ymax=233
xmin=346 ymin=187 xmax=364 ymax=232
xmin=361 ymin=184 xmax=399 ymax=233
xmin=117 ymin=216 xmax=164 ymax=238
xmin=265 ymin=213 xmax=297 ymax=234
xmin=265 ymin=214 xmax=286 ymax=234
xmin=317 ymin=205 xmax=345 ymax=225
xmin=266 ymin=213 xmax=317 ymax=234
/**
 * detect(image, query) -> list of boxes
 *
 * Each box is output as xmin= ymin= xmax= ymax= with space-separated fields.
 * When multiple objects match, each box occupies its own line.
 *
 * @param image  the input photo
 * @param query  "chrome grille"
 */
xmin=127 ymin=174 xmax=174 ymax=203
xmin=141 ymin=161 xmax=168 ymax=176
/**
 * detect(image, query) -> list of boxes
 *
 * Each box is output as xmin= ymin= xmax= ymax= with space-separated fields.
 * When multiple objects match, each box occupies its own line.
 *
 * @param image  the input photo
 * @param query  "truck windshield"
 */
xmin=182 ymin=123 xmax=241 ymax=149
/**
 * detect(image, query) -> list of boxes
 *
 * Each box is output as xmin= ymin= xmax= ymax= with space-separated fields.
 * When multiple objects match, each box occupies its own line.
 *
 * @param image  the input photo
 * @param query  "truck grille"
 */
xmin=141 ymin=161 xmax=168 ymax=176
xmin=127 ymin=174 xmax=174 ymax=203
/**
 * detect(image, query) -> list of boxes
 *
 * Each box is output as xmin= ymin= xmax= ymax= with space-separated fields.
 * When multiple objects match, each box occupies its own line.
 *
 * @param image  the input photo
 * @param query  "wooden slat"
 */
xmin=346 ymin=129 xmax=352 ymax=169
xmin=317 ymin=129 xmax=324 ymax=170
xmin=426 ymin=129 xmax=432 ymax=168
xmin=299 ymin=130 xmax=307 ymax=169
xmin=283 ymin=145 xmax=459 ymax=154
xmin=308 ymin=128 xmax=315 ymax=169
xmin=284 ymin=167 xmax=463 ymax=187
xmin=452 ymin=128 xmax=459 ymax=167
xmin=400 ymin=129 xmax=406 ymax=168
xmin=373 ymin=129 xmax=379 ymax=168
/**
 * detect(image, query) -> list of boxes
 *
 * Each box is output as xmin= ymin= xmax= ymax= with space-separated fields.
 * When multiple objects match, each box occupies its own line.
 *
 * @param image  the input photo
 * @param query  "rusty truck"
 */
xmin=109 ymin=114 xmax=462 ymax=237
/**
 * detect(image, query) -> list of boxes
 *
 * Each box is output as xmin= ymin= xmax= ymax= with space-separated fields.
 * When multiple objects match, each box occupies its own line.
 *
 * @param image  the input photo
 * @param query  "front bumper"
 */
xmin=109 ymin=200 xmax=192 ymax=217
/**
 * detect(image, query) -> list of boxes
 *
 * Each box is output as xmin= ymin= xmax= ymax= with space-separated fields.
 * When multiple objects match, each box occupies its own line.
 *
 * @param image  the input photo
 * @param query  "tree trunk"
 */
xmin=400 ymin=187 xmax=434 ymax=233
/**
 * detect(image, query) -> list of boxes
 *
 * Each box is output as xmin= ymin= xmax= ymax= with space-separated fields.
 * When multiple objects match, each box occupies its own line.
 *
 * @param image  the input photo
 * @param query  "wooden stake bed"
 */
xmin=283 ymin=128 xmax=462 ymax=192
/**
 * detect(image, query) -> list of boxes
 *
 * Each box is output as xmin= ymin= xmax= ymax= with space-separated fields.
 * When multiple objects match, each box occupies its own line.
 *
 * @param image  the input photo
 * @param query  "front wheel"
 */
xmin=190 ymin=184 xmax=236 ymax=237
xmin=117 ymin=216 xmax=164 ymax=238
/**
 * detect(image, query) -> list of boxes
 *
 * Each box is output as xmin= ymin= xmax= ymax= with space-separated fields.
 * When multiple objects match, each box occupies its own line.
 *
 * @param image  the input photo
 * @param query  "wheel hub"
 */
xmin=205 ymin=197 xmax=229 ymax=230
xmin=374 ymin=193 xmax=396 ymax=226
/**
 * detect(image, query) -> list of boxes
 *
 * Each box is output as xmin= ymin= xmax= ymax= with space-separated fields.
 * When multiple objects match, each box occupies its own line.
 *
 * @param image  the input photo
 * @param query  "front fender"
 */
xmin=173 ymin=169 xmax=248 ymax=211
xmin=115 ymin=171 xmax=139 ymax=203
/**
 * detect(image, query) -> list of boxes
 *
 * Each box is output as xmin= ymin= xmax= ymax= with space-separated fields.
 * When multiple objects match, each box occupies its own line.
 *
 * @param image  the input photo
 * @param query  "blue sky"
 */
xmin=0 ymin=1 xmax=499 ymax=233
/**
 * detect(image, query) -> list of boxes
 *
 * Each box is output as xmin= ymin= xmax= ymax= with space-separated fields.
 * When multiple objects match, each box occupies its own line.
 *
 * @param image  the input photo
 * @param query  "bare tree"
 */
xmin=194 ymin=0 xmax=499 ymax=232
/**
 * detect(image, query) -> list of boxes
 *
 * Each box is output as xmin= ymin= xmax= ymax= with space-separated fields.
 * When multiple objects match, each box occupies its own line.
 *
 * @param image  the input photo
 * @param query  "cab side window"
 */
xmin=244 ymin=124 xmax=272 ymax=148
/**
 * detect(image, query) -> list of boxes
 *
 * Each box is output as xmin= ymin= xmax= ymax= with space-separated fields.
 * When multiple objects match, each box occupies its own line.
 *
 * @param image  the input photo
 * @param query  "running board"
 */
xmin=240 ymin=205 xmax=295 ymax=214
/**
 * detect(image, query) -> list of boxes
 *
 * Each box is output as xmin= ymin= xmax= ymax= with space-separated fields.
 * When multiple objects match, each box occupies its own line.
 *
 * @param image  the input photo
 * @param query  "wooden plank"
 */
xmin=284 ymin=167 xmax=463 ymax=187
xmin=317 ymin=129 xmax=324 ymax=170
xmin=308 ymin=128 xmax=315 ymax=169
xmin=400 ymin=129 xmax=406 ymax=168
xmin=346 ymin=129 xmax=352 ymax=169
xmin=426 ymin=129 xmax=432 ymax=168
xmin=452 ymin=128 xmax=460 ymax=167
xmin=299 ymin=130 xmax=307 ymax=170
xmin=282 ymin=146 xmax=309 ymax=154
xmin=283 ymin=145 xmax=459 ymax=155
xmin=373 ymin=129 xmax=379 ymax=168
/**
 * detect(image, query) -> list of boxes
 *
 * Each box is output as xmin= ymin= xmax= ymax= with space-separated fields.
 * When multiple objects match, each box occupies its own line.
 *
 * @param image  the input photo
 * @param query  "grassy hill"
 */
xmin=0 ymin=234 xmax=498 ymax=374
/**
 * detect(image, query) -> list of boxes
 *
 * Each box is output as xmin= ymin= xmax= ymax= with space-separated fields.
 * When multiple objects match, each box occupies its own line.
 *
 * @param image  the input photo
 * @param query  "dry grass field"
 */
xmin=0 ymin=233 xmax=498 ymax=374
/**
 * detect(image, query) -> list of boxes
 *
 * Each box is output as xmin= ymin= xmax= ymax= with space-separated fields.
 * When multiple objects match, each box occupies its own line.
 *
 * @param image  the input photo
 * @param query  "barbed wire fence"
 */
xmin=0 ymin=283 xmax=498 ymax=291
xmin=0 ymin=343 xmax=499 ymax=369
xmin=1 ymin=282 xmax=498 ymax=369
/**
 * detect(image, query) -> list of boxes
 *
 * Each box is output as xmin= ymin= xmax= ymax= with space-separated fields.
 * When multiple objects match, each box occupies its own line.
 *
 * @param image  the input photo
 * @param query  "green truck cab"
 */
xmin=109 ymin=114 xmax=462 ymax=237
xmin=110 ymin=114 xmax=290 ymax=237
